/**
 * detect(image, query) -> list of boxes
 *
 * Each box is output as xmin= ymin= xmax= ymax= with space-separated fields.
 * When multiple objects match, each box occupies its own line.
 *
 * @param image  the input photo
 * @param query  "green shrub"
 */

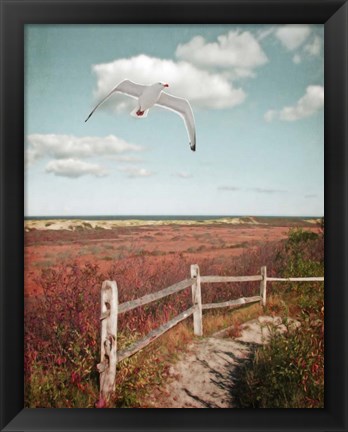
xmin=234 ymin=228 xmax=324 ymax=408
xmin=274 ymin=228 xmax=324 ymax=281
xmin=235 ymin=314 xmax=324 ymax=408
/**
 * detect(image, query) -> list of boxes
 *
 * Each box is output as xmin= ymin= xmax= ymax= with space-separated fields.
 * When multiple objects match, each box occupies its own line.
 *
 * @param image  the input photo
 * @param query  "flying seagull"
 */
xmin=85 ymin=80 xmax=196 ymax=151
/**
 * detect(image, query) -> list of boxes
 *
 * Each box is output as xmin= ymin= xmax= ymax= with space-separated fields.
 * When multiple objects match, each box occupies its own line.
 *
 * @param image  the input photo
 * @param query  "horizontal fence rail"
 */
xmin=98 ymin=264 xmax=324 ymax=400
xmin=202 ymin=295 xmax=262 ymax=310
xmin=201 ymin=275 xmax=262 ymax=283
xmin=267 ymin=277 xmax=324 ymax=282
xmin=118 ymin=278 xmax=194 ymax=314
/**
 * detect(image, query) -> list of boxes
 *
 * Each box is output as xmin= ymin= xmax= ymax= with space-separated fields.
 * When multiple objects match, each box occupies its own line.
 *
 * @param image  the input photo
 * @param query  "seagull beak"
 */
xmin=164 ymin=84 xmax=169 ymax=87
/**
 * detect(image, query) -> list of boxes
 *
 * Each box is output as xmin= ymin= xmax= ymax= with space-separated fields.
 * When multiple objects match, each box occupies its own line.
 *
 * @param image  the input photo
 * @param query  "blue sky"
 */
xmin=25 ymin=24 xmax=324 ymax=216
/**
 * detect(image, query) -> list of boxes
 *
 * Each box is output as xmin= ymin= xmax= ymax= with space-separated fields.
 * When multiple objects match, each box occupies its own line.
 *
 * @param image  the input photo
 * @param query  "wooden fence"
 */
xmin=97 ymin=264 xmax=324 ymax=399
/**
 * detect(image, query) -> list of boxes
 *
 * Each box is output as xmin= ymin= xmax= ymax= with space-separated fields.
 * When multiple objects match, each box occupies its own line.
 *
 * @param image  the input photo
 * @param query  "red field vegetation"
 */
xmin=24 ymin=220 xmax=323 ymax=408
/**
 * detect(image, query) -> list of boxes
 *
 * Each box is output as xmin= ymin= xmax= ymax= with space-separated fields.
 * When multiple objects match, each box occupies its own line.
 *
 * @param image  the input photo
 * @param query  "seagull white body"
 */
xmin=85 ymin=80 xmax=196 ymax=151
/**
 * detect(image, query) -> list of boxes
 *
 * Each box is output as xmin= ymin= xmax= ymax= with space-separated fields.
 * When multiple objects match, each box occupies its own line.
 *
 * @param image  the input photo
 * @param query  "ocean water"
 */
xmin=25 ymin=215 xmax=240 ymax=221
xmin=24 ymin=215 xmax=315 ymax=221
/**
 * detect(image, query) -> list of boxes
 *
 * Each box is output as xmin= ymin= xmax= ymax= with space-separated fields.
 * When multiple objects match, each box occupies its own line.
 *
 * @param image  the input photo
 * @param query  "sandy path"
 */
xmin=149 ymin=316 xmax=299 ymax=408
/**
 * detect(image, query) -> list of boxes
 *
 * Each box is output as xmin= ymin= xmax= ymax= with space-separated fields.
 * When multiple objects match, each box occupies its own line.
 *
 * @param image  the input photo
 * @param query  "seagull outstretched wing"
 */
xmin=85 ymin=80 xmax=146 ymax=122
xmin=156 ymin=92 xmax=196 ymax=151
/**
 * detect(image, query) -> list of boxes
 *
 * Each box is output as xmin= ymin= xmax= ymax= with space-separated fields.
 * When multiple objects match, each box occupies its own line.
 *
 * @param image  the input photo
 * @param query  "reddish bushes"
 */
xmin=24 ymin=250 xmax=271 ymax=406
xmin=24 ymin=228 xmax=321 ymax=407
xmin=25 ymin=263 xmax=103 ymax=407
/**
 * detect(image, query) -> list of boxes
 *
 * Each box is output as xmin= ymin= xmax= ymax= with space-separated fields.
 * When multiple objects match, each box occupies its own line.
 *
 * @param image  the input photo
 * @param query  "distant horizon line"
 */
xmin=24 ymin=214 xmax=323 ymax=219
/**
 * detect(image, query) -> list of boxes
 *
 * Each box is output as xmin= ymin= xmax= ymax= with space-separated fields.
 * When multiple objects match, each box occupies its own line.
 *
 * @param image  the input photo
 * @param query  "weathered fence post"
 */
xmin=97 ymin=280 xmax=118 ymax=401
xmin=260 ymin=266 xmax=267 ymax=307
xmin=191 ymin=264 xmax=203 ymax=336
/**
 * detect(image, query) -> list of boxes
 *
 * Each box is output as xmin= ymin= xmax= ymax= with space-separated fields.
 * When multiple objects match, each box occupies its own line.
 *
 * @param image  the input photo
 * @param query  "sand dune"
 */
xmin=24 ymin=216 xmax=269 ymax=232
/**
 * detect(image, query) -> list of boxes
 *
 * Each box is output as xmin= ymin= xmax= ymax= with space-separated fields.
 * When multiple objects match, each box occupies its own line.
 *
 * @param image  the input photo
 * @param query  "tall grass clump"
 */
xmin=234 ymin=227 xmax=324 ymax=408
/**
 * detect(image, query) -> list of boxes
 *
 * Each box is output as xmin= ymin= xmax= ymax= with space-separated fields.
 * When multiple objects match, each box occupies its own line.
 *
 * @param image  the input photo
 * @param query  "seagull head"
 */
xmin=158 ymin=82 xmax=169 ymax=88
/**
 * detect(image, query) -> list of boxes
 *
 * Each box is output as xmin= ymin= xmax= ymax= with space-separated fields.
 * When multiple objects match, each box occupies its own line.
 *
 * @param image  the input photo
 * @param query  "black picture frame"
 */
xmin=1 ymin=0 xmax=347 ymax=431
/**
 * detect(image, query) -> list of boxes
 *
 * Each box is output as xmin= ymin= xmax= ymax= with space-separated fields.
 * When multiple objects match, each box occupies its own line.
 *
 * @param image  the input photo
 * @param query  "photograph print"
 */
xmin=24 ymin=24 xmax=324 ymax=408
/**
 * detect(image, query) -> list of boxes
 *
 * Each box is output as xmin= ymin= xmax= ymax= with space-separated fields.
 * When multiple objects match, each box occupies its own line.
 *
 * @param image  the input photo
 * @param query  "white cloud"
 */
xmin=292 ymin=54 xmax=302 ymax=64
xmin=264 ymin=85 xmax=324 ymax=122
xmin=175 ymin=31 xmax=268 ymax=78
xmin=248 ymin=187 xmax=286 ymax=194
xmin=118 ymin=166 xmax=154 ymax=178
xmin=264 ymin=110 xmax=277 ymax=122
xmin=218 ymin=185 xmax=285 ymax=194
xmin=218 ymin=186 xmax=240 ymax=191
xmin=173 ymin=171 xmax=192 ymax=179
xmin=26 ymin=134 xmax=142 ymax=165
xmin=92 ymin=54 xmax=245 ymax=110
xmin=275 ymin=25 xmax=311 ymax=51
xmin=45 ymin=159 xmax=108 ymax=178
xmin=26 ymin=148 xmax=42 ymax=167
xmin=304 ymin=36 xmax=321 ymax=56
xmin=110 ymin=155 xmax=144 ymax=163
xmin=257 ymin=27 xmax=275 ymax=41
